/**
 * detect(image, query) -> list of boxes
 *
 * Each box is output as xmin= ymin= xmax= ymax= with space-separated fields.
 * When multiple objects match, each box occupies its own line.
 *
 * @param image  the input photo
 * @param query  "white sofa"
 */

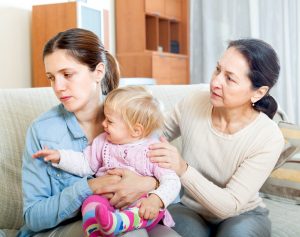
xmin=0 ymin=85 xmax=299 ymax=237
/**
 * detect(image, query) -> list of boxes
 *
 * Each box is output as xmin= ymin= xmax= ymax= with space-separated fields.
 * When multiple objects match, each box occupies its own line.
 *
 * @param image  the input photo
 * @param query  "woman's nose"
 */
xmin=211 ymin=73 xmax=223 ymax=89
xmin=52 ymin=76 xmax=66 ymax=91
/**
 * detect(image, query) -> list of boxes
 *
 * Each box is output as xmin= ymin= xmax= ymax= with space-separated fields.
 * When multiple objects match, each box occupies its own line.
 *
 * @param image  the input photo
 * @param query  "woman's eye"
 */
xmin=64 ymin=73 xmax=72 ymax=78
xmin=47 ymin=76 xmax=55 ymax=81
xmin=227 ymin=76 xmax=235 ymax=82
xmin=215 ymin=66 xmax=221 ymax=74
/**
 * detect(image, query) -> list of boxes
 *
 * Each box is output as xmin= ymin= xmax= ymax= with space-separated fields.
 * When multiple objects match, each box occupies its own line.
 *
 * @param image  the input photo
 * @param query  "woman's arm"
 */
xmin=148 ymin=134 xmax=284 ymax=219
xmin=22 ymin=125 xmax=92 ymax=232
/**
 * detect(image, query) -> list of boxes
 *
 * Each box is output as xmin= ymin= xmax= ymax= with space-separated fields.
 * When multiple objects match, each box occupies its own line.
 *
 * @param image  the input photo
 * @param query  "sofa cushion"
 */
xmin=274 ymin=121 xmax=300 ymax=169
xmin=260 ymin=121 xmax=300 ymax=203
xmin=0 ymin=88 xmax=58 ymax=229
xmin=260 ymin=161 xmax=300 ymax=204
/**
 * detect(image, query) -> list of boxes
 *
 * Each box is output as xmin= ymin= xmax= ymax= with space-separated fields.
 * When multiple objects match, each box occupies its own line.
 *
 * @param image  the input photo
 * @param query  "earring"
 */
xmin=252 ymin=102 xmax=255 ymax=107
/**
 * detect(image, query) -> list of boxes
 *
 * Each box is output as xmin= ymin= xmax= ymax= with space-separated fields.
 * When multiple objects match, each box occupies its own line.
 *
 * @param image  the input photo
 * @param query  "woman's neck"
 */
xmin=211 ymin=106 xmax=259 ymax=134
xmin=75 ymin=103 xmax=104 ymax=143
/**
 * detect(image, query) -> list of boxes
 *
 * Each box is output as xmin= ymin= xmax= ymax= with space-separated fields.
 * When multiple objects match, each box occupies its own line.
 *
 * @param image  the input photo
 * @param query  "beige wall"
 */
xmin=0 ymin=0 xmax=115 ymax=88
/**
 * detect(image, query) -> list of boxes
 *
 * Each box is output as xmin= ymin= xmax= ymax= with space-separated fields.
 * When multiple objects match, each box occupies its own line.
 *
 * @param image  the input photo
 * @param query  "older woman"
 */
xmin=148 ymin=39 xmax=284 ymax=237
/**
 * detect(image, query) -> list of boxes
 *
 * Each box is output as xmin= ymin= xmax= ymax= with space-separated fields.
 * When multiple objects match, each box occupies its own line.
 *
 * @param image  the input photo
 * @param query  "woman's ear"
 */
xmin=131 ymin=123 xmax=144 ymax=138
xmin=95 ymin=62 xmax=105 ymax=83
xmin=251 ymin=86 xmax=269 ymax=104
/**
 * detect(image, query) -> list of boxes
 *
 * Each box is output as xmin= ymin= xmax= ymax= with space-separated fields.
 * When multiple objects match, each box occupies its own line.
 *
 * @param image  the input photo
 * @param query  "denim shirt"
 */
xmin=19 ymin=104 xmax=93 ymax=236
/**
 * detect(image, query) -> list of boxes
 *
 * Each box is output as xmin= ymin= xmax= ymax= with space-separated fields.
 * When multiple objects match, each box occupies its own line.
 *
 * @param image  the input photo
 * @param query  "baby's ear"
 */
xmin=131 ymin=123 xmax=144 ymax=138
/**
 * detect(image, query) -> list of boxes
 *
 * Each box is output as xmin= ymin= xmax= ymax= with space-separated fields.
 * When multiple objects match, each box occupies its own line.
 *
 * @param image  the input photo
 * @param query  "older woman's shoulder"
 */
xmin=257 ymin=113 xmax=284 ymax=140
xmin=259 ymin=112 xmax=282 ymax=128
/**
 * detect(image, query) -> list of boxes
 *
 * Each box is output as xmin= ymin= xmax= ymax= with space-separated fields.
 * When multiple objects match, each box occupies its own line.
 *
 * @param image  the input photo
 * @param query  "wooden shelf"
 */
xmin=146 ymin=15 xmax=159 ymax=51
xmin=116 ymin=0 xmax=190 ymax=84
xmin=159 ymin=18 xmax=170 ymax=52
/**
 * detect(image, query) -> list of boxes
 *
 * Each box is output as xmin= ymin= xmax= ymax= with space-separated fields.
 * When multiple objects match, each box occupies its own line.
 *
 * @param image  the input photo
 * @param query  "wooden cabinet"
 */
xmin=153 ymin=53 xmax=188 ymax=84
xmin=31 ymin=2 xmax=108 ymax=87
xmin=165 ymin=0 xmax=182 ymax=20
xmin=145 ymin=0 xmax=165 ymax=16
xmin=116 ymin=0 xmax=189 ymax=84
xmin=169 ymin=55 xmax=188 ymax=84
xmin=117 ymin=52 xmax=188 ymax=85
xmin=145 ymin=0 xmax=181 ymax=20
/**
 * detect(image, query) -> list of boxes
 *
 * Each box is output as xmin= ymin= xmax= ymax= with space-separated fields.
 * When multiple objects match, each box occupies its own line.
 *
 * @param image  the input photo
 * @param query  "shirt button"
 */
xmin=56 ymin=173 xmax=60 ymax=177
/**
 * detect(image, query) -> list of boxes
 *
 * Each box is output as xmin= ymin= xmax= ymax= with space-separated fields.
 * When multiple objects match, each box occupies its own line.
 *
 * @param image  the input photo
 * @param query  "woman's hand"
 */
xmin=148 ymin=136 xmax=188 ymax=176
xmin=102 ymin=169 xmax=157 ymax=209
xmin=88 ymin=174 xmax=121 ymax=198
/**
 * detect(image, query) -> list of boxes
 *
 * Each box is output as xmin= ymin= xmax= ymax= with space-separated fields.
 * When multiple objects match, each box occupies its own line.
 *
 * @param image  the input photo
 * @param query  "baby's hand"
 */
xmin=138 ymin=194 xmax=163 ymax=220
xmin=32 ymin=147 xmax=60 ymax=164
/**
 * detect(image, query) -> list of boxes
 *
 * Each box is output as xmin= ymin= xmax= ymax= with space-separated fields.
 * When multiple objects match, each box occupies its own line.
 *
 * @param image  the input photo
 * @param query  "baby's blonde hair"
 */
xmin=104 ymin=86 xmax=164 ymax=138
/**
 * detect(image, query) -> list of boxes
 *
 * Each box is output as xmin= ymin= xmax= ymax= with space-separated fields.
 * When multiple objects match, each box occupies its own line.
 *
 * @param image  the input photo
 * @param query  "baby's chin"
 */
xmin=105 ymin=133 xmax=117 ymax=144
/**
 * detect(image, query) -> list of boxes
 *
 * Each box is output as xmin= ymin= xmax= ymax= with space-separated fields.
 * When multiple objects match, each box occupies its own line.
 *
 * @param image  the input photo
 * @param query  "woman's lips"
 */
xmin=211 ymin=91 xmax=221 ymax=98
xmin=60 ymin=96 xmax=71 ymax=102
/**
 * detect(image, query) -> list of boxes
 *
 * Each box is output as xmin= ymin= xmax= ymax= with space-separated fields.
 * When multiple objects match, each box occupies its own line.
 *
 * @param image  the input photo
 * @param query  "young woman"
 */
xmin=148 ymin=39 xmax=284 ymax=237
xmin=32 ymin=86 xmax=181 ymax=236
xmin=19 ymin=28 xmax=180 ymax=237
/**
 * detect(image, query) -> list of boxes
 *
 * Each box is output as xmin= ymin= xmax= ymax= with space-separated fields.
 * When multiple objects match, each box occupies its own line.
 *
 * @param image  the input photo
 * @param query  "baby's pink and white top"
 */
xmin=53 ymin=133 xmax=181 ymax=227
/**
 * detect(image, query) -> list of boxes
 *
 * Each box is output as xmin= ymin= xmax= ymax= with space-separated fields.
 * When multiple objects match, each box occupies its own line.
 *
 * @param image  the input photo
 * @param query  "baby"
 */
xmin=33 ymin=86 xmax=181 ymax=237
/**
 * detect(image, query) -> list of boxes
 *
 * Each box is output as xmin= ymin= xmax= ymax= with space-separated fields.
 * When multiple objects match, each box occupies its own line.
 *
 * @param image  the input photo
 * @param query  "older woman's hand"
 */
xmin=148 ymin=136 xmax=188 ymax=177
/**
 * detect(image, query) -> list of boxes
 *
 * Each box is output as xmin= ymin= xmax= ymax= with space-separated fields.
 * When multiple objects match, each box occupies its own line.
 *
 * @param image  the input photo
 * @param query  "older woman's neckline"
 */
xmin=209 ymin=107 xmax=261 ymax=136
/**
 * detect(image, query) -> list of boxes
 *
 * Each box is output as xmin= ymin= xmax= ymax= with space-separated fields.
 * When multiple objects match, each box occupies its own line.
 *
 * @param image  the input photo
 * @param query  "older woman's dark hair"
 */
xmin=43 ymin=28 xmax=119 ymax=95
xmin=228 ymin=39 xmax=280 ymax=119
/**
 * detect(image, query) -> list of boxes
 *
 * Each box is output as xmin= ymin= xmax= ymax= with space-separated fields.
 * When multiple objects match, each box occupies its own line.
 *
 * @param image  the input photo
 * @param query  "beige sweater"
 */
xmin=164 ymin=90 xmax=284 ymax=220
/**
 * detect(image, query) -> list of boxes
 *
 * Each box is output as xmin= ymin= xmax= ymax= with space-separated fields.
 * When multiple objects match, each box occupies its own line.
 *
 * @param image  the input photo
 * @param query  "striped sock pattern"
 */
xmin=95 ymin=202 xmax=165 ymax=236
xmin=82 ymin=195 xmax=165 ymax=237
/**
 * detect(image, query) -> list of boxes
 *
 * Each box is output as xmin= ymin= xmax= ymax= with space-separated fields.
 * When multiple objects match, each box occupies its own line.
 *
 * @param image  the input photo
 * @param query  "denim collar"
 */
xmin=59 ymin=104 xmax=86 ymax=139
